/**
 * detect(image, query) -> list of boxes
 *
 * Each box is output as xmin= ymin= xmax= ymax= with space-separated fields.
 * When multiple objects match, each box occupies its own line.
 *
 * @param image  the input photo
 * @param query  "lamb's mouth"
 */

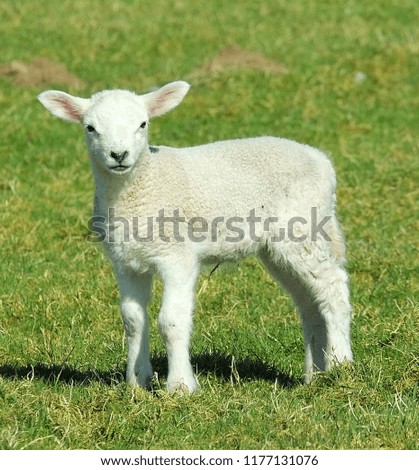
xmin=109 ymin=165 xmax=130 ymax=173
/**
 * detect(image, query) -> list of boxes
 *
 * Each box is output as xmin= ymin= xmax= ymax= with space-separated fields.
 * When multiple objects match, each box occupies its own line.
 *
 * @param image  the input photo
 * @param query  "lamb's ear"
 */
xmin=38 ymin=90 xmax=90 ymax=123
xmin=142 ymin=81 xmax=190 ymax=118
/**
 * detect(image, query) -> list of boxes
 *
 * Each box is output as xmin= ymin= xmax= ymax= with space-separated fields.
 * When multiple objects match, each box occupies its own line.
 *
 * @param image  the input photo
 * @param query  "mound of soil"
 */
xmin=0 ymin=58 xmax=85 ymax=88
xmin=196 ymin=44 xmax=288 ymax=76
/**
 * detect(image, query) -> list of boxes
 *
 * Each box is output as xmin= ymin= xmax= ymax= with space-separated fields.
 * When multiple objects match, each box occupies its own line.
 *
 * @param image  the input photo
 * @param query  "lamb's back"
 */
xmin=151 ymin=137 xmax=336 ymax=218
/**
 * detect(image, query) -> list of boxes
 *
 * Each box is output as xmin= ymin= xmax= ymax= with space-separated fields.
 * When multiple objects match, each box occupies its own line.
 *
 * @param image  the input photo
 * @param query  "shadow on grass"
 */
xmin=156 ymin=351 xmax=299 ymax=389
xmin=0 ymin=352 xmax=299 ymax=389
xmin=0 ymin=362 xmax=123 ymax=386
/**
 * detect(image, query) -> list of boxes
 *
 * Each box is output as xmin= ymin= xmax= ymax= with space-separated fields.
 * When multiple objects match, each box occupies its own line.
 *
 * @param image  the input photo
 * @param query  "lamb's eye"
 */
xmin=86 ymin=125 xmax=96 ymax=133
xmin=139 ymin=121 xmax=147 ymax=129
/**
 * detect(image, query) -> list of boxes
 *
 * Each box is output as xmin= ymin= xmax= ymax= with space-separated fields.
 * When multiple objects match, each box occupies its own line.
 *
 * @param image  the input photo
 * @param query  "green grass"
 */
xmin=0 ymin=0 xmax=418 ymax=450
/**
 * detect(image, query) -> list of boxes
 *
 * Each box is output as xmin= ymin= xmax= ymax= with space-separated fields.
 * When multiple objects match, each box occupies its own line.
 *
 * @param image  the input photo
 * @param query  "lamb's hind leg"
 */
xmin=260 ymin=248 xmax=353 ymax=383
xmin=116 ymin=269 xmax=153 ymax=388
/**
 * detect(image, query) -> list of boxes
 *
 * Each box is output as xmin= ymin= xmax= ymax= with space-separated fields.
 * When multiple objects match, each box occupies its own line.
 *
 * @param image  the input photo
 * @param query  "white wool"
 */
xmin=38 ymin=82 xmax=353 ymax=392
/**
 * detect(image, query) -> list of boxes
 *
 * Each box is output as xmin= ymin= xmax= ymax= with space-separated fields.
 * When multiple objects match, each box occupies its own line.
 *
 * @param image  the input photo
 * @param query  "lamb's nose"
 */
xmin=110 ymin=150 xmax=129 ymax=163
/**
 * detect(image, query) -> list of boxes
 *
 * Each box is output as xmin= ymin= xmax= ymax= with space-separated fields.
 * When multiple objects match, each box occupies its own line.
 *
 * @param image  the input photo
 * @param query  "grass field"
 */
xmin=0 ymin=0 xmax=418 ymax=450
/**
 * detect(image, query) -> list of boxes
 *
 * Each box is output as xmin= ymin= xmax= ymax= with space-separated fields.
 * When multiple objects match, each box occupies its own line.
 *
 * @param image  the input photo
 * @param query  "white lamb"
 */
xmin=38 ymin=81 xmax=353 ymax=392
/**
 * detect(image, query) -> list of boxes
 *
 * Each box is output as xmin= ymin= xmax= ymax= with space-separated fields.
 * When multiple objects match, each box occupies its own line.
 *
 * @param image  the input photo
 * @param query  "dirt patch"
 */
xmin=194 ymin=44 xmax=288 ymax=76
xmin=0 ymin=58 xmax=85 ymax=88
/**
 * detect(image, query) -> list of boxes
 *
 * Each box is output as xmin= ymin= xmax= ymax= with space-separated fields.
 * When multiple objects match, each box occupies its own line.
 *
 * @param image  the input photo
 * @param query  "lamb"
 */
xmin=38 ymin=81 xmax=353 ymax=393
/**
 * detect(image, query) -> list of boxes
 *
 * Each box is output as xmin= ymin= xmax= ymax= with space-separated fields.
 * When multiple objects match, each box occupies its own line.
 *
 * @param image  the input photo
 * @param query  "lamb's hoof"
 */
xmin=126 ymin=368 xmax=154 ymax=390
xmin=166 ymin=376 xmax=199 ymax=395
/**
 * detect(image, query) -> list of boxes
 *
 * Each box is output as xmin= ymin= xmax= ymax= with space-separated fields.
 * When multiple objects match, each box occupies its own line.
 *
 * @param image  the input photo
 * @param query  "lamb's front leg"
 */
xmin=116 ymin=269 xmax=153 ymax=389
xmin=158 ymin=262 xmax=199 ymax=393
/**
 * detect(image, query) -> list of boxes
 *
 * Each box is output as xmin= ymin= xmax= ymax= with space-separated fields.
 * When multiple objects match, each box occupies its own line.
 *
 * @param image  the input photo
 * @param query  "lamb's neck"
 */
xmin=91 ymin=155 xmax=149 ymax=220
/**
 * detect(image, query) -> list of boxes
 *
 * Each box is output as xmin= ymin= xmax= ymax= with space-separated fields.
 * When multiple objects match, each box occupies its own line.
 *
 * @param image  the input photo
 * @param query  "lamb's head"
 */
xmin=38 ymin=81 xmax=190 ymax=175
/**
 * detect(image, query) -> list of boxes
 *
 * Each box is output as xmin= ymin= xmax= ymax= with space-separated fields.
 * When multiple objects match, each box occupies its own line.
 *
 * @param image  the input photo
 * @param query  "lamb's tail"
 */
xmin=328 ymin=216 xmax=346 ymax=263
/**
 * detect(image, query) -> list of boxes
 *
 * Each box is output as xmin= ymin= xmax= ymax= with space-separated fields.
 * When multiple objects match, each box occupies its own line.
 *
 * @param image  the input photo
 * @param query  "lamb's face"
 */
xmin=84 ymin=91 xmax=149 ymax=175
xmin=38 ymin=81 xmax=190 ymax=176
